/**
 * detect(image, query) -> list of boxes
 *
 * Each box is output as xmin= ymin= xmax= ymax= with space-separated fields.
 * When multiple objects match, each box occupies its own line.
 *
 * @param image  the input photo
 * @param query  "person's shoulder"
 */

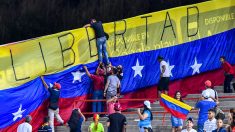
xmin=191 ymin=129 xmax=197 ymax=132
xmin=181 ymin=129 xmax=187 ymax=132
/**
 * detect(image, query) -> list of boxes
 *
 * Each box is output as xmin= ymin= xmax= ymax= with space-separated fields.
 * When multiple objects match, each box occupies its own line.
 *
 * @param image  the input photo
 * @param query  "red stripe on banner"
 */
xmin=2 ymin=66 xmax=234 ymax=131
xmin=121 ymin=66 xmax=234 ymax=110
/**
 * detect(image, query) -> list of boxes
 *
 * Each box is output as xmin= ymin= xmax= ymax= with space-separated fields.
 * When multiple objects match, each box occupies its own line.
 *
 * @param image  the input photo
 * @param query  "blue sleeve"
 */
xmin=48 ymin=87 xmax=53 ymax=93
xmin=195 ymin=101 xmax=201 ymax=108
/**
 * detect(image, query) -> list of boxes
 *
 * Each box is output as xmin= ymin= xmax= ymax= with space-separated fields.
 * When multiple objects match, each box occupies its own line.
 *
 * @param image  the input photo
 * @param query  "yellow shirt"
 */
xmin=89 ymin=122 xmax=104 ymax=132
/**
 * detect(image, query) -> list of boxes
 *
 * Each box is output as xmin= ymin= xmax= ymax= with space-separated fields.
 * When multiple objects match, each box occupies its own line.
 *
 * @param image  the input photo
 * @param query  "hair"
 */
xmin=174 ymin=91 xmax=183 ymax=102
xmin=220 ymin=56 xmax=225 ymax=60
xmin=142 ymin=105 xmax=153 ymax=120
xmin=44 ymin=116 xmax=50 ymax=123
xmin=208 ymin=108 xmax=215 ymax=113
xmin=157 ymin=56 xmax=164 ymax=60
xmin=25 ymin=115 xmax=32 ymax=123
xmin=68 ymin=109 xmax=80 ymax=130
xmin=230 ymin=108 xmax=235 ymax=113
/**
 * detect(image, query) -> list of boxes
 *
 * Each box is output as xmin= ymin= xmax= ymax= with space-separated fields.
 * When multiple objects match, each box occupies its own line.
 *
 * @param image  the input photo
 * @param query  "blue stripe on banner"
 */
xmin=0 ymin=78 xmax=48 ymax=128
xmin=43 ymin=28 xmax=235 ymax=98
xmin=160 ymin=98 xmax=189 ymax=115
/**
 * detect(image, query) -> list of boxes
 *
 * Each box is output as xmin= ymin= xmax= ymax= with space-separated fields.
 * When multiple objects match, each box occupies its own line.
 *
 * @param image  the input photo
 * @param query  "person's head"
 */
xmin=43 ymin=116 xmax=50 ymax=123
xmin=114 ymin=103 xmax=121 ymax=112
xmin=96 ymin=68 xmax=105 ymax=76
xmin=112 ymin=67 xmax=118 ymax=75
xmin=202 ymin=90 xmax=210 ymax=100
xmin=144 ymin=100 xmax=151 ymax=110
xmin=53 ymin=82 xmax=61 ymax=90
xmin=208 ymin=109 xmax=215 ymax=120
xmin=157 ymin=56 xmax=164 ymax=62
xmin=205 ymin=80 xmax=212 ymax=88
xmin=90 ymin=19 xmax=97 ymax=24
xmin=25 ymin=115 xmax=32 ymax=123
xmin=174 ymin=91 xmax=182 ymax=101
xmin=186 ymin=117 xmax=194 ymax=129
xmin=93 ymin=114 xmax=99 ymax=122
xmin=117 ymin=65 xmax=123 ymax=73
xmin=111 ymin=96 xmax=118 ymax=103
xmin=216 ymin=118 xmax=224 ymax=128
xmin=220 ymin=56 xmax=226 ymax=63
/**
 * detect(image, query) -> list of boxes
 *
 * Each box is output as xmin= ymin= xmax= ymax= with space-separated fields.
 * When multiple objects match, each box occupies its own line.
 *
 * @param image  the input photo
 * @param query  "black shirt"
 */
xmin=48 ymin=87 xmax=60 ymax=110
xmin=91 ymin=21 xmax=105 ymax=38
xmin=107 ymin=113 xmax=127 ymax=132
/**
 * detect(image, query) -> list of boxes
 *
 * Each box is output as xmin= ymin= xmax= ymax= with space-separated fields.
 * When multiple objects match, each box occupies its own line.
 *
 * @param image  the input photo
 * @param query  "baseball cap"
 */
xmin=205 ymin=80 xmax=212 ymax=87
xmin=144 ymin=100 xmax=151 ymax=109
xmin=54 ymin=82 xmax=61 ymax=89
xmin=114 ymin=103 xmax=121 ymax=111
xmin=202 ymin=90 xmax=210 ymax=99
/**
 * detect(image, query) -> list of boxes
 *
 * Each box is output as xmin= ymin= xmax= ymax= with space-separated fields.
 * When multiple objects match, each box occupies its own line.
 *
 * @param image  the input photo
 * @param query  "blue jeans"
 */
xmin=92 ymin=90 xmax=104 ymax=112
xmin=96 ymin=36 xmax=110 ymax=64
xmin=197 ymin=124 xmax=204 ymax=132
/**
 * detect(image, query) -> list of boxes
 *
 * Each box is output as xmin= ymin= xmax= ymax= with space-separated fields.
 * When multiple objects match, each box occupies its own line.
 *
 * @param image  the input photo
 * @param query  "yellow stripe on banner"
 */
xmin=161 ymin=94 xmax=192 ymax=111
xmin=0 ymin=0 xmax=235 ymax=90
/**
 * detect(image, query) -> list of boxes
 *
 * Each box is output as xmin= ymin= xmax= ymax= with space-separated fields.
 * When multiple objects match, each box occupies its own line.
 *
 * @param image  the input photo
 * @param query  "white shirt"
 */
xmin=204 ymin=118 xmax=217 ymax=132
xmin=160 ymin=60 xmax=170 ymax=77
xmin=202 ymin=89 xmax=217 ymax=102
xmin=17 ymin=122 xmax=32 ymax=132
xmin=181 ymin=128 xmax=197 ymax=132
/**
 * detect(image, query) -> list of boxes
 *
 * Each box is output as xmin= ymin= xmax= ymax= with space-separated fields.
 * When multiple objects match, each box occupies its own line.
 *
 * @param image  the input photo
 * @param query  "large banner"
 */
xmin=0 ymin=0 xmax=234 ymax=90
xmin=1 ymin=0 xmax=235 ymax=131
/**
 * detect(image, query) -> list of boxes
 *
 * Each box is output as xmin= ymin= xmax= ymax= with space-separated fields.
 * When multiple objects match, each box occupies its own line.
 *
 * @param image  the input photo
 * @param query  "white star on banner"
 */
xmin=71 ymin=71 xmax=85 ymax=83
xmin=12 ymin=104 xmax=26 ymax=121
xmin=190 ymin=57 xmax=202 ymax=75
xmin=132 ymin=59 xmax=144 ymax=77
xmin=167 ymin=60 xmax=175 ymax=77
xmin=49 ymin=83 xmax=53 ymax=88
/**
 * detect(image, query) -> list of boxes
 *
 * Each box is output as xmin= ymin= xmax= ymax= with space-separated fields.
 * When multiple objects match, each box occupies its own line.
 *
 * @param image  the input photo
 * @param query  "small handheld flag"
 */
xmin=160 ymin=93 xmax=192 ymax=120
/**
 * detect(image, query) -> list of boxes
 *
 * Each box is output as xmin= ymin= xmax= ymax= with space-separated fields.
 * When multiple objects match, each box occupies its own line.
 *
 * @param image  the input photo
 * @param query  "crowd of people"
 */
xmin=16 ymin=19 xmax=235 ymax=132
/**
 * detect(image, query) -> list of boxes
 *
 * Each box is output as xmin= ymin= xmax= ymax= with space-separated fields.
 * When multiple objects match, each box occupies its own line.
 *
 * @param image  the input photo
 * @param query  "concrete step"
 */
xmin=186 ymin=92 xmax=235 ymax=98
xmin=55 ymin=126 xmax=70 ymax=132
xmin=81 ymin=125 xmax=175 ymax=132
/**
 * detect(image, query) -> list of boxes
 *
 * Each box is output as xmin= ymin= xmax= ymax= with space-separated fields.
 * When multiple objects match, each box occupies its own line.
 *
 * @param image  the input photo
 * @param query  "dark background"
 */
xmin=0 ymin=0 xmax=208 ymax=44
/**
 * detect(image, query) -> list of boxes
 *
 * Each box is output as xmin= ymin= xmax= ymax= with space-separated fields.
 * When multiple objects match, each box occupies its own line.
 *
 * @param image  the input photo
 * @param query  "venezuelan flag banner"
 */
xmin=0 ymin=0 xmax=235 ymax=131
xmin=160 ymin=94 xmax=192 ymax=119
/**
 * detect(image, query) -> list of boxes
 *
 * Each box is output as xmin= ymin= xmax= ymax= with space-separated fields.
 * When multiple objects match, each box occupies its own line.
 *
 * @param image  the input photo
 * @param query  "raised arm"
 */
xmin=40 ymin=76 xmax=49 ymax=89
xmin=83 ymin=65 xmax=91 ymax=78
xmin=78 ymin=108 xmax=86 ymax=121
xmin=137 ymin=108 xmax=148 ymax=120
xmin=83 ymin=24 xmax=91 ymax=28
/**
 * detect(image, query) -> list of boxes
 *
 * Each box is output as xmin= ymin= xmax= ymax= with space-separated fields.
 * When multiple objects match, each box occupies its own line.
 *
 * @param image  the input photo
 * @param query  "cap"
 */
xmin=144 ymin=100 xmax=151 ymax=109
xmin=187 ymin=117 xmax=194 ymax=123
xmin=93 ymin=114 xmax=99 ymax=121
xmin=202 ymin=90 xmax=210 ymax=99
xmin=114 ymin=103 xmax=121 ymax=111
xmin=54 ymin=82 xmax=61 ymax=89
xmin=205 ymin=80 xmax=212 ymax=87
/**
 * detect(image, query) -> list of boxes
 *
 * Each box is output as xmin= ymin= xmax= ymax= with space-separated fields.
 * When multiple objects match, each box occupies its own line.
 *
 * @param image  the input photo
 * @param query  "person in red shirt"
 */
xmin=84 ymin=63 xmax=105 ymax=112
xmin=220 ymin=56 xmax=235 ymax=93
